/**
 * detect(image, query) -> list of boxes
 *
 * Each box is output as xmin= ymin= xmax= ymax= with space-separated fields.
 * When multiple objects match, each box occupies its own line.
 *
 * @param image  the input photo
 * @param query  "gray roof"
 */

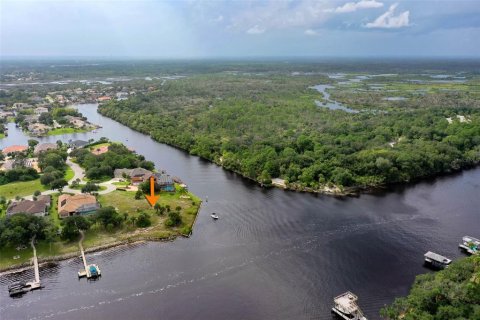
xmin=70 ymin=140 xmax=88 ymax=148
xmin=154 ymin=173 xmax=173 ymax=185
xmin=130 ymin=168 xmax=152 ymax=178
xmin=34 ymin=143 xmax=58 ymax=154
xmin=7 ymin=197 xmax=50 ymax=215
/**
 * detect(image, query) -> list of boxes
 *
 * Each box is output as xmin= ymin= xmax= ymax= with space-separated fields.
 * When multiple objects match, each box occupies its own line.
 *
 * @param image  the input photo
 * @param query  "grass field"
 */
xmin=0 ymin=133 xmax=5 ymax=139
xmin=0 ymin=179 xmax=48 ymax=199
xmin=0 ymin=187 xmax=201 ymax=270
xmin=64 ymin=166 xmax=74 ymax=181
xmin=47 ymin=127 xmax=88 ymax=136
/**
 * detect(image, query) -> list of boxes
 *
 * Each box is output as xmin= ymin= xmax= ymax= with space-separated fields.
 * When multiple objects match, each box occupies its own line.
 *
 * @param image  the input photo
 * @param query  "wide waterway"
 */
xmin=1 ymin=104 xmax=479 ymax=320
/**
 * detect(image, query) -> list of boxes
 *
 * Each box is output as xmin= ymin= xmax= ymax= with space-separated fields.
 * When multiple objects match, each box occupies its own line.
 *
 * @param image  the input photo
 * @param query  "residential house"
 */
xmin=34 ymin=143 xmax=58 ymax=155
xmin=28 ymin=123 xmax=51 ymax=136
xmin=153 ymin=173 xmax=175 ymax=192
xmin=34 ymin=107 xmax=49 ymax=115
xmin=69 ymin=140 xmax=89 ymax=149
xmin=0 ymin=111 xmax=15 ymax=120
xmin=24 ymin=114 xmax=40 ymax=123
xmin=114 ymin=168 xmax=153 ymax=185
xmin=2 ymin=145 xmax=28 ymax=155
xmin=7 ymin=196 xmax=51 ymax=217
xmin=97 ymin=96 xmax=111 ymax=102
xmin=58 ymin=194 xmax=100 ymax=218
xmin=12 ymin=103 xmax=31 ymax=110
xmin=0 ymin=158 xmax=39 ymax=172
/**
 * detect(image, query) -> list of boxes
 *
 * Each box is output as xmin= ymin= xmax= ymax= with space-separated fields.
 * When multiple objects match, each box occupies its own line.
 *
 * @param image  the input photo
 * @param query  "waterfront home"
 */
xmin=58 ymin=194 xmax=100 ymax=218
xmin=2 ymin=145 xmax=28 ymax=155
xmin=34 ymin=143 xmax=58 ymax=155
xmin=153 ymin=173 xmax=175 ymax=192
xmin=28 ymin=123 xmax=51 ymax=136
xmin=65 ymin=116 xmax=86 ymax=128
xmin=7 ymin=196 xmax=51 ymax=217
xmin=0 ymin=111 xmax=15 ymax=119
xmin=114 ymin=167 xmax=153 ymax=185
xmin=24 ymin=114 xmax=40 ymax=123
xmin=97 ymin=96 xmax=111 ymax=102
xmin=69 ymin=140 xmax=89 ymax=149
xmin=34 ymin=107 xmax=49 ymax=115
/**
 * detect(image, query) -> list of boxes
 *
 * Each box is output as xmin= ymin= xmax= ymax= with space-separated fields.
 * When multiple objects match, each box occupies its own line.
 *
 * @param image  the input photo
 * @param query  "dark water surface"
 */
xmin=1 ymin=104 xmax=479 ymax=320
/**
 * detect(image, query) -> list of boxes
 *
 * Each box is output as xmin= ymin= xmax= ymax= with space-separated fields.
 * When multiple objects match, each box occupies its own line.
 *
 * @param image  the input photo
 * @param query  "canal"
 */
xmin=0 ymin=104 xmax=479 ymax=320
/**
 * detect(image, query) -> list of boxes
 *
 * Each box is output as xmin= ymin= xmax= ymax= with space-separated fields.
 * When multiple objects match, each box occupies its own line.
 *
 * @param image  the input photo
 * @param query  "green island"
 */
xmin=382 ymin=255 xmax=480 ymax=320
xmin=46 ymin=127 xmax=89 ymax=136
xmin=0 ymin=139 xmax=201 ymax=271
xmin=98 ymin=69 xmax=480 ymax=195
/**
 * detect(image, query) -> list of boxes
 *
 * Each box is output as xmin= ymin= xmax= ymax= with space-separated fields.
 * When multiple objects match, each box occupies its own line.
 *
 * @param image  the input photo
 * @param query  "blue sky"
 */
xmin=1 ymin=0 xmax=479 ymax=58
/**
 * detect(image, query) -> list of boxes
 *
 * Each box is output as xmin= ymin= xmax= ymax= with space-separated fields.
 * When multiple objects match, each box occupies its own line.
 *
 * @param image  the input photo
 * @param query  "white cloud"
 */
xmin=212 ymin=15 xmax=224 ymax=22
xmin=365 ymin=3 xmax=410 ymax=29
xmin=246 ymin=25 xmax=265 ymax=34
xmin=305 ymin=29 xmax=318 ymax=35
xmin=324 ymin=0 xmax=383 ymax=13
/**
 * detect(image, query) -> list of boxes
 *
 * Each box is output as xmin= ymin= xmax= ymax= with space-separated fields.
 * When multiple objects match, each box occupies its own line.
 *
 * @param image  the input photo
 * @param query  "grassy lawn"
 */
xmin=0 ymin=133 xmax=5 ymax=139
xmin=0 ymin=179 xmax=48 ymax=199
xmin=0 ymin=186 xmax=201 ymax=270
xmin=89 ymin=142 xmax=110 ymax=150
xmin=64 ymin=166 xmax=74 ymax=181
xmin=47 ymin=127 xmax=88 ymax=136
xmin=112 ymin=181 xmax=130 ymax=187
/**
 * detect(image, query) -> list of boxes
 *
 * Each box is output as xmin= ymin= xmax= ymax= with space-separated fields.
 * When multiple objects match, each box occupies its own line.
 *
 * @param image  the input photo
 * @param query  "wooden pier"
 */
xmin=77 ymin=230 xmax=101 ymax=279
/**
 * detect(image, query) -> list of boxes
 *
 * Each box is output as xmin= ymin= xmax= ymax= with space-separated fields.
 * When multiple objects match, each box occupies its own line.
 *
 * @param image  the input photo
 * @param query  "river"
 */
xmin=1 ymin=104 xmax=479 ymax=320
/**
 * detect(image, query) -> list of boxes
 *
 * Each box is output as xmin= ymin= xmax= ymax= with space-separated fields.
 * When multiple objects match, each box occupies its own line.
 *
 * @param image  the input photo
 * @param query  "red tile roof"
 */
xmin=2 ymin=145 xmax=28 ymax=154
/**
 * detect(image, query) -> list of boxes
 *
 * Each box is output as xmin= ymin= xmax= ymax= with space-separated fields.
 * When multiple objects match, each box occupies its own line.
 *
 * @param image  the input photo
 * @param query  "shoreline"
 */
xmin=0 ymin=201 xmax=202 ymax=275
xmin=97 ymin=108 xmax=479 ymax=198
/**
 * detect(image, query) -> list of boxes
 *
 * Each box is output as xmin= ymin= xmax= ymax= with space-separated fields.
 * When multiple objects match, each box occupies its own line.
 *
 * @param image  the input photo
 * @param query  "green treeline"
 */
xmin=98 ymin=73 xmax=480 ymax=192
xmin=381 ymin=255 xmax=480 ymax=319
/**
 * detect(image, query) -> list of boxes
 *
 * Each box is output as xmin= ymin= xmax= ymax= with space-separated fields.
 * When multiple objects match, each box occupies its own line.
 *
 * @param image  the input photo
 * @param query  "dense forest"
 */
xmin=99 ymin=70 xmax=480 ymax=193
xmin=381 ymin=255 xmax=480 ymax=319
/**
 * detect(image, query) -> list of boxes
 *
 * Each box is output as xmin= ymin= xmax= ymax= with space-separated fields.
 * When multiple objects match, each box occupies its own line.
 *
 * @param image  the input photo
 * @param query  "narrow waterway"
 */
xmin=0 ymin=104 xmax=479 ymax=320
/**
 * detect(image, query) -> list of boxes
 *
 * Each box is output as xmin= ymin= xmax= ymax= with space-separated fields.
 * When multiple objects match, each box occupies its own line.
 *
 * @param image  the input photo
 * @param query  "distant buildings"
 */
xmin=34 ymin=107 xmax=49 ymax=115
xmin=28 ymin=123 xmax=51 ymax=136
xmin=7 ymin=196 xmax=51 ymax=217
xmin=58 ymin=194 xmax=100 ymax=218
xmin=113 ymin=168 xmax=174 ymax=191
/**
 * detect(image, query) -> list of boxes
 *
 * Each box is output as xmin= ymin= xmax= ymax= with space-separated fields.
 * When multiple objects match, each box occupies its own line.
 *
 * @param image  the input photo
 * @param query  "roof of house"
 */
xmin=70 ymin=140 xmax=88 ymax=148
xmin=130 ymin=168 xmax=152 ymax=178
xmin=7 ymin=196 xmax=51 ymax=215
xmin=58 ymin=194 xmax=98 ymax=215
xmin=154 ymin=173 xmax=173 ymax=185
xmin=34 ymin=143 xmax=58 ymax=155
xmin=2 ymin=145 xmax=28 ymax=154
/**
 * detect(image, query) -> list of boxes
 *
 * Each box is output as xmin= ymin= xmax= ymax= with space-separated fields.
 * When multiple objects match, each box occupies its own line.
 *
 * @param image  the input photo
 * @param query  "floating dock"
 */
xmin=459 ymin=236 xmax=479 ymax=255
xmin=77 ymin=230 xmax=101 ymax=279
xmin=424 ymin=251 xmax=452 ymax=269
xmin=332 ymin=291 xmax=367 ymax=320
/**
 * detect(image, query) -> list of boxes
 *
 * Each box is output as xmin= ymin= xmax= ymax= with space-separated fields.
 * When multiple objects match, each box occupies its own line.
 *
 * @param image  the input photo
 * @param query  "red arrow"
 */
xmin=145 ymin=175 xmax=159 ymax=206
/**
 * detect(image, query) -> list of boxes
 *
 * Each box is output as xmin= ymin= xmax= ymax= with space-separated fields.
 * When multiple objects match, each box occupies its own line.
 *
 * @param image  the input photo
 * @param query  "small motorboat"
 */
xmin=211 ymin=213 xmax=219 ymax=220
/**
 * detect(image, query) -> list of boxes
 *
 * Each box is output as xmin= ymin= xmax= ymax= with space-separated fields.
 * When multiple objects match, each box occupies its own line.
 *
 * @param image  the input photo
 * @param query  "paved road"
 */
xmin=21 ymin=158 xmax=118 ymax=200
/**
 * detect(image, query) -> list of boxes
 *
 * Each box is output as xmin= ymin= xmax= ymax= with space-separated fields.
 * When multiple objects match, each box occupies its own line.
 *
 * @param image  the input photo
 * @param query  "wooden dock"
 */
xmin=77 ymin=230 xmax=101 ymax=279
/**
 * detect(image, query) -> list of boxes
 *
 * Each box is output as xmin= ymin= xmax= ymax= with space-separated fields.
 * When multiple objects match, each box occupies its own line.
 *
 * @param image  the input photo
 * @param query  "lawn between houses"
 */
xmin=0 ymin=187 xmax=201 ymax=271
xmin=46 ymin=127 xmax=89 ymax=136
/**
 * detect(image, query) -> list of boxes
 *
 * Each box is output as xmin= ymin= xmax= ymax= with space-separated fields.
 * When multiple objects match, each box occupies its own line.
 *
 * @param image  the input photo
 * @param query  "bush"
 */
xmin=81 ymin=182 xmax=99 ymax=193
xmin=135 ymin=190 xmax=143 ymax=200
xmin=136 ymin=212 xmax=151 ymax=228
xmin=165 ymin=211 xmax=182 ymax=227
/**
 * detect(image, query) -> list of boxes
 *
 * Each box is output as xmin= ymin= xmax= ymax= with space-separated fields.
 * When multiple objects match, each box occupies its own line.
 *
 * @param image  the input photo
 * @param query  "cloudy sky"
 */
xmin=1 ymin=0 xmax=479 ymax=58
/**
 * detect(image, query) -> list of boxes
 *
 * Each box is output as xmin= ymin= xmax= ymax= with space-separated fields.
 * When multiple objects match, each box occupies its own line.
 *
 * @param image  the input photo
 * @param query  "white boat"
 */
xmin=424 ymin=251 xmax=452 ymax=269
xmin=332 ymin=292 xmax=367 ymax=320
xmin=459 ymin=236 xmax=480 ymax=255
xmin=211 ymin=213 xmax=219 ymax=220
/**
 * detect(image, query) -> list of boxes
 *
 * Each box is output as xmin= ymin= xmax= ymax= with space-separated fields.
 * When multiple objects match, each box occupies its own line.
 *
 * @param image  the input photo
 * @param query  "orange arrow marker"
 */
xmin=145 ymin=175 xmax=159 ymax=206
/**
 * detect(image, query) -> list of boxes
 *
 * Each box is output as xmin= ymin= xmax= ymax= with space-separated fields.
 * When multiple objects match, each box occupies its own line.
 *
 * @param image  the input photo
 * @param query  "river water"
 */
xmin=1 ymin=104 xmax=479 ymax=320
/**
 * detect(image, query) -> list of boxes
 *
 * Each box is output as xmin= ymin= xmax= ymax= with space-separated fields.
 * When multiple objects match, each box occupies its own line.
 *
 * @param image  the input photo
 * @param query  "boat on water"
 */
xmin=459 ymin=236 xmax=480 ymax=255
xmin=424 ymin=251 xmax=452 ymax=269
xmin=78 ymin=264 xmax=102 ymax=279
xmin=211 ymin=213 xmax=219 ymax=220
xmin=332 ymin=291 xmax=367 ymax=320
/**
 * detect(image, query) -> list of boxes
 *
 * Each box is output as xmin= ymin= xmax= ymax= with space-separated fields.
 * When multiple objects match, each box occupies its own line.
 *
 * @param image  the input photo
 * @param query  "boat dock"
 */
xmin=77 ymin=230 xmax=101 ymax=279
xmin=332 ymin=291 xmax=367 ymax=320
xmin=459 ymin=236 xmax=479 ymax=255
xmin=424 ymin=251 xmax=452 ymax=269
xmin=8 ymin=238 xmax=41 ymax=297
